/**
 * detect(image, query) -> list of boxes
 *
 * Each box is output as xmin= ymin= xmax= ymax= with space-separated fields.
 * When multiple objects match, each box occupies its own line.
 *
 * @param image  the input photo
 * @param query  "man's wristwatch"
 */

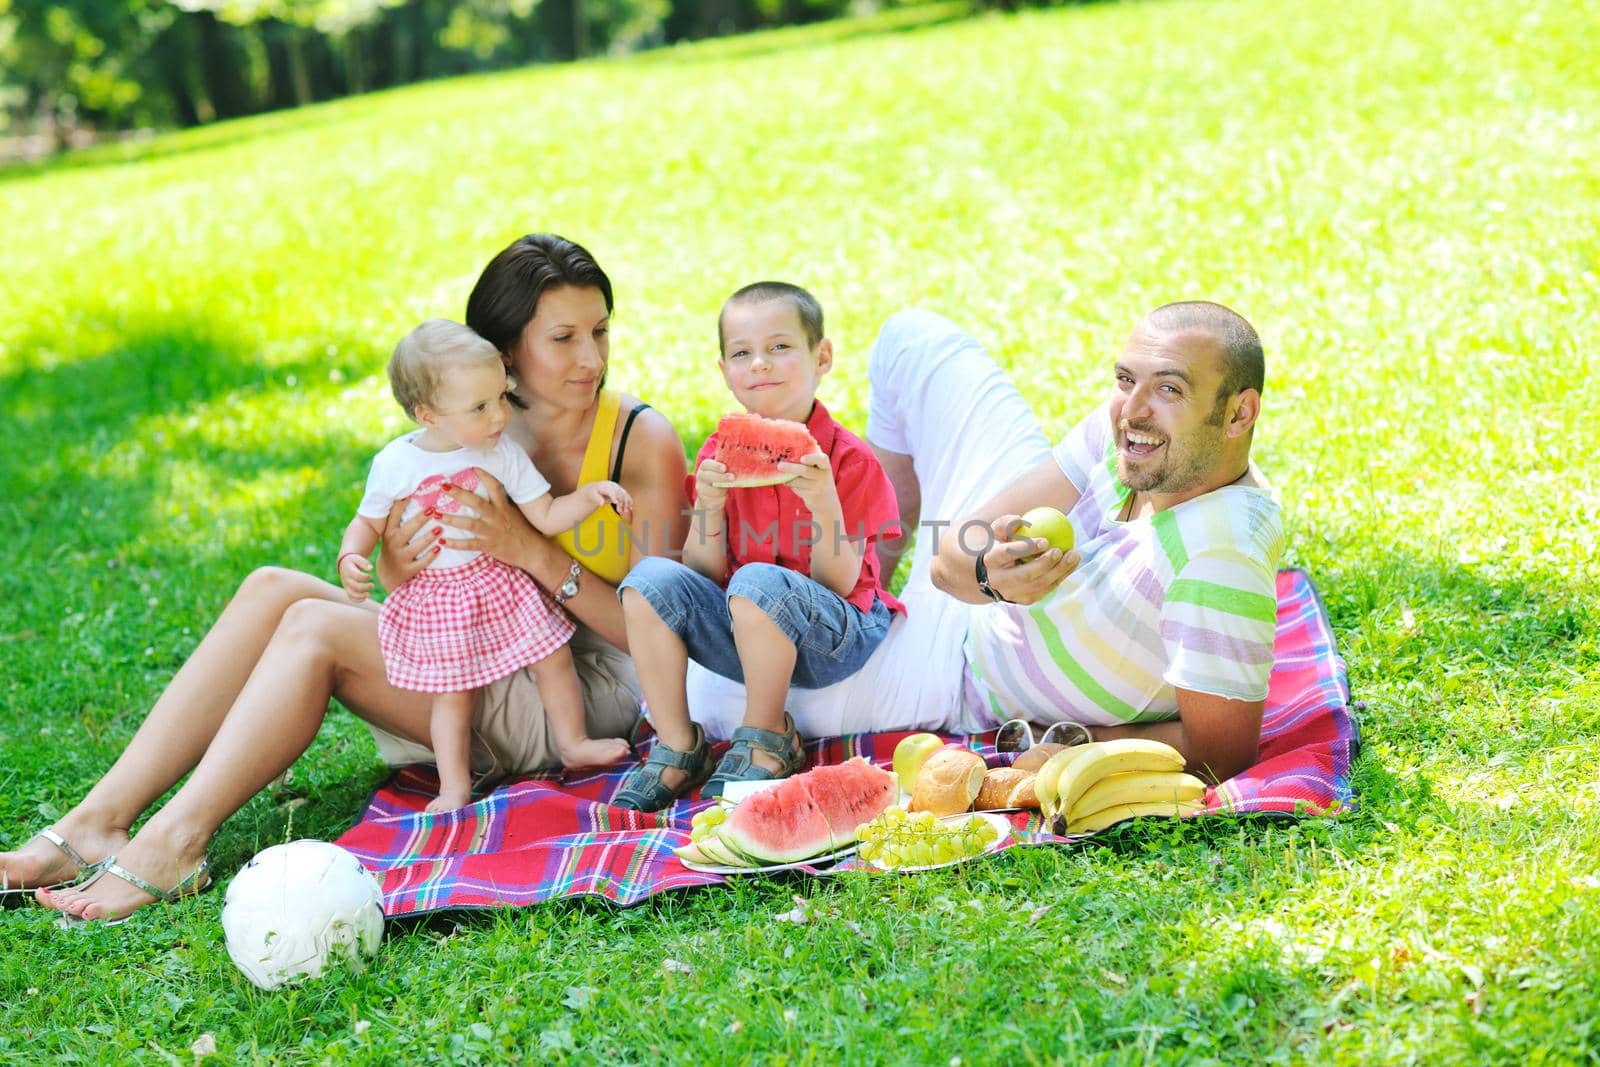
xmin=553 ymin=560 xmax=582 ymax=605
xmin=974 ymin=553 xmax=1008 ymax=603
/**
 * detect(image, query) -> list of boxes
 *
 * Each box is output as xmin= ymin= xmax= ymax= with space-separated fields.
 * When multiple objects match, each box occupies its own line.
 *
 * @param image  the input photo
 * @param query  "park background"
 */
xmin=2 ymin=0 xmax=1598 ymax=1061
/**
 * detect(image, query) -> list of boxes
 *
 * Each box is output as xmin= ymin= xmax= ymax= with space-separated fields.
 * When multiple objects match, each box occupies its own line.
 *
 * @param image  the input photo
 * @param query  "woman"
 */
xmin=0 ymin=234 xmax=690 ymax=922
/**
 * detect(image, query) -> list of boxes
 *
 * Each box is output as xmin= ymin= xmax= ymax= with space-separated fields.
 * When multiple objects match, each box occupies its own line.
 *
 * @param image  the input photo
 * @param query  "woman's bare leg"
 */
xmin=41 ymin=592 xmax=434 ymax=921
xmin=0 ymin=567 xmax=351 ymax=891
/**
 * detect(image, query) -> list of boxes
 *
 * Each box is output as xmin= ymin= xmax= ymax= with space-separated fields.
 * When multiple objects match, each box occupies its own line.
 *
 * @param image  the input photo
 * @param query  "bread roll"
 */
xmin=1006 ymin=774 xmax=1039 ymax=809
xmin=1010 ymin=743 xmax=1068 ymax=774
xmin=908 ymin=748 xmax=986 ymax=817
xmin=975 ymin=768 xmax=1031 ymax=810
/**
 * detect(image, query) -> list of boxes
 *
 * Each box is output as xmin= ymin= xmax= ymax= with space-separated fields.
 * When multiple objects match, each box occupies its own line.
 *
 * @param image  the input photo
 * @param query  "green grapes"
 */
xmin=689 ymin=804 xmax=728 ymax=843
xmin=856 ymin=807 xmax=1004 ymax=870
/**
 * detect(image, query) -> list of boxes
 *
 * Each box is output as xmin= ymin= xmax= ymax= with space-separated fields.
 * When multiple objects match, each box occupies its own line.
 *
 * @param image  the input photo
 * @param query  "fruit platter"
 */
xmin=672 ymin=733 xmax=1206 ymax=876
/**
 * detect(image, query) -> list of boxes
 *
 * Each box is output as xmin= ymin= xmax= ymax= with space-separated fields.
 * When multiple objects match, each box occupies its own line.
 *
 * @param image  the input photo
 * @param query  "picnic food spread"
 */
xmin=674 ymin=757 xmax=896 ymax=867
xmin=710 ymin=412 xmax=820 ymax=488
xmin=675 ymin=736 xmax=1204 ymax=873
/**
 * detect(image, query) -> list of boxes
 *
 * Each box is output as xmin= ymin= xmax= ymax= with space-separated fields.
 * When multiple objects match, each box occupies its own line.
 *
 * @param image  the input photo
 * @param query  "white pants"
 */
xmin=686 ymin=309 xmax=1052 ymax=739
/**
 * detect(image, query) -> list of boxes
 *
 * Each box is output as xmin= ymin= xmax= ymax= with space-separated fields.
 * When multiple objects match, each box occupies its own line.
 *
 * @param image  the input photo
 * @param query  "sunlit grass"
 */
xmin=3 ymin=0 xmax=1599 ymax=1060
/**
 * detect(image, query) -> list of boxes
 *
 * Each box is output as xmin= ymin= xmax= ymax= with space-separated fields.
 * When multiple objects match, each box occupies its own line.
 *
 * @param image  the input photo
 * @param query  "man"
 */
xmin=686 ymin=302 xmax=1281 ymax=783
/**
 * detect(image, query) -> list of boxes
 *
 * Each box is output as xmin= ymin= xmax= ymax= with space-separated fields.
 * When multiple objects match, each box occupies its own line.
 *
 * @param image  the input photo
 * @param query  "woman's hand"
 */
xmin=376 ymin=500 xmax=441 ymax=590
xmin=981 ymin=514 xmax=1080 ymax=606
xmin=440 ymin=468 xmax=539 ymax=566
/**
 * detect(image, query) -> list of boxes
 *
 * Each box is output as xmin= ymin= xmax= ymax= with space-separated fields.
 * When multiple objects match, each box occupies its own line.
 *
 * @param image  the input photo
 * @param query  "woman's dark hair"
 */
xmin=465 ymin=233 xmax=613 ymax=355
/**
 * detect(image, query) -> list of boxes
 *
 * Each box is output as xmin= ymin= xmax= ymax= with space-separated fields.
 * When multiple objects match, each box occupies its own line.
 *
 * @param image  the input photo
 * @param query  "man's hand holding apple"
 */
xmin=981 ymin=513 xmax=1080 ymax=605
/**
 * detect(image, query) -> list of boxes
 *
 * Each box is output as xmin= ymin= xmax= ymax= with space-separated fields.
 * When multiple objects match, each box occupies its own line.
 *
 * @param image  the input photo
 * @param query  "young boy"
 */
xmin=612 ymin=282 xmax=905 ymax=811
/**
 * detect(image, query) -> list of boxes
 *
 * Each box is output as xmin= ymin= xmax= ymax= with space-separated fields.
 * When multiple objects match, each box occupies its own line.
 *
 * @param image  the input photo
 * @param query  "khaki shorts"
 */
xmin=365 ymin=626 xmax=642 ymax=780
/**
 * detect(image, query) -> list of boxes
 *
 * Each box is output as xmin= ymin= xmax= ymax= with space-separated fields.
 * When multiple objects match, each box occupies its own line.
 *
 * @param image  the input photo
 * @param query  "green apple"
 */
xmin=1017 ymin=506 xmax=1075 ymax=562
xmin=892 ymin=733 xmax=945 ymax=794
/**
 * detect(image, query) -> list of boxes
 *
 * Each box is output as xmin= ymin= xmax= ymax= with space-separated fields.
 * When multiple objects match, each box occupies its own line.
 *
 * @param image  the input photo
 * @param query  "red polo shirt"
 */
xmin=689 ymin=400 xmax=906 ymax=617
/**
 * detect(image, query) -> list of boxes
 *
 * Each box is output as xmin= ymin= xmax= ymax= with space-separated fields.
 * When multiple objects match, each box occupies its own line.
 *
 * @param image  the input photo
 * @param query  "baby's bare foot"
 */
xmin=426 ymin=787 xmax=473 ymax=813
xmin=560 ymin=736 xmax=632 ymax=770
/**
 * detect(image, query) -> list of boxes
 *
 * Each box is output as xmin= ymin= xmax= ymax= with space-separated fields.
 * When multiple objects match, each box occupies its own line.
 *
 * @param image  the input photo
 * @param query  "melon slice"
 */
xmin=673 ymin=840 xmax=712 ymax=865
xmin=800 ymin=758 xmax=898 ymax=847
xmin=711 ymin=413 xmax=820 ymax=488
xmin=694 ymin=835 xmax=750 ymax=867
xmin=714 ymin=775 xmax=833 ymax=864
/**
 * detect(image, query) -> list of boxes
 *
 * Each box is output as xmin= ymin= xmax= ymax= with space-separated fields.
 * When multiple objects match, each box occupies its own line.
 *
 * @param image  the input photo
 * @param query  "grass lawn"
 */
xmin=2 ymin=0 xmax=1598 ymax=1060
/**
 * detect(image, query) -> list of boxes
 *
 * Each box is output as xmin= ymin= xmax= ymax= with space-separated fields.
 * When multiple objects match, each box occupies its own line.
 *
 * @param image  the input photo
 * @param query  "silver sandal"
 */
xmin=56 ymin=854 xmax=212 ymax=926
xmin=0 ymin=829 xmax=108 ymax=903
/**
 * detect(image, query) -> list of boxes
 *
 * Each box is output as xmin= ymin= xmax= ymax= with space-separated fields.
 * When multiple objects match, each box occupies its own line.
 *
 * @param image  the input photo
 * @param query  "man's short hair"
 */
xmin=720 ymin=281 xmax=825 ymax=351
xmin=1148 ymin=300 xmax=1264 ymax=400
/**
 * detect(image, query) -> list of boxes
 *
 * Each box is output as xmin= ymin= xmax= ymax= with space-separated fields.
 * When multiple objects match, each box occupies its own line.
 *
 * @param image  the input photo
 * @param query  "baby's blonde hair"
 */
xmin=388 ymin=319 xmax=503 ymax=420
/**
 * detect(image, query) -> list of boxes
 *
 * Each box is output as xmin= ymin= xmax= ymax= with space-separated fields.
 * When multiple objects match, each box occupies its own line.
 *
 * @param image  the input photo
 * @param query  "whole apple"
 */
xmin=1016 ymin=506 xmax=1075 ymax=562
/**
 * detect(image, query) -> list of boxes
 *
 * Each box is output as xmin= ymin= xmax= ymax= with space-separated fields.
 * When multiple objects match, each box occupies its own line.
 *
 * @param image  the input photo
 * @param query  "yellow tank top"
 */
xmin=553 ymin=388 xmax=634 ymax=585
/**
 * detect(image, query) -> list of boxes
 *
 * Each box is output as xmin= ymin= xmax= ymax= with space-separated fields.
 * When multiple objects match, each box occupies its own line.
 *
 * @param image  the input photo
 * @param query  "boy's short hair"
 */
xmin=388 ymin=319 xmax=502 ymax=420
xmin=719 ymin=281 xmax=825 ymax=351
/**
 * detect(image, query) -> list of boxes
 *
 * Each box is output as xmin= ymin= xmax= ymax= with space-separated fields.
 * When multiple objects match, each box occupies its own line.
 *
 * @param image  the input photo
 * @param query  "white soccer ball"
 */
xmin=221 ymin=840 xmax=385 ymax=991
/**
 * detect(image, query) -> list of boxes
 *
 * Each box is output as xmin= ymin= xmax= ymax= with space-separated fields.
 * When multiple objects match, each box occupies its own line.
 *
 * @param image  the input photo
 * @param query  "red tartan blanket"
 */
xmin=336 ymin=568 xmax=1356 ymax=916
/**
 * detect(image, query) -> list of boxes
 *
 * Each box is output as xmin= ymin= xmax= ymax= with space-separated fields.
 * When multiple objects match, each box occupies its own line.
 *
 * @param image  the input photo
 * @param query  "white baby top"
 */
xmin=358 ymin=431 xmax=550 ymax=571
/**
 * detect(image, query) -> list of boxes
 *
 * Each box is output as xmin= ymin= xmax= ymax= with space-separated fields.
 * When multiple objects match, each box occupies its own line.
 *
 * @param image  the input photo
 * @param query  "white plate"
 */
xmin=715 ymin=779 xmax=783 ymax=806
xmin=867 ymin=811 xmax=1014 ymax=874
xmin=677 ymin=841 xmax=858 ymax=875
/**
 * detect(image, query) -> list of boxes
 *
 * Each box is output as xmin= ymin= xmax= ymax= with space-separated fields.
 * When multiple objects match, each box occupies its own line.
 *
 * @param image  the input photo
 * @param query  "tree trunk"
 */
xmin=571 ymin=0 xmax=589 ymax=58
xmin=286 ymin=30 xmax=313 ymax=107
xmin=345 ymin=31 xmax=366 ymax=95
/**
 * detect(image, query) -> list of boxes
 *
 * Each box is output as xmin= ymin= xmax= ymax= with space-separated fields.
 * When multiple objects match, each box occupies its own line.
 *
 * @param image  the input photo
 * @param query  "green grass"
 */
xmin=3 ymin=0 xmax=1599 ymax=1060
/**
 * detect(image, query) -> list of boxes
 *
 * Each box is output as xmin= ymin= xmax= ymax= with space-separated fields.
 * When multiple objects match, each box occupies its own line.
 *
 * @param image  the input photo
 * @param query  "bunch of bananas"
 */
xmin=1034 ymin=739 xmax=1206 ymax=834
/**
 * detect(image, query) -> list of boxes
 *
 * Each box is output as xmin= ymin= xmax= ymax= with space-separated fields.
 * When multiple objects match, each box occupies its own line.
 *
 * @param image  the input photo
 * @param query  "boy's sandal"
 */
xmin=56 ymin=854 xmax=212 ymax=927
xmin=625 ymin=712 xmax=655 ymax=758
xmin=704 ymin=713 xmax=807 ymax=799
xmin=1 ymin=829 xmax=107 ymax=904
xmin=611 ymin=724 xmax=714 ymax=813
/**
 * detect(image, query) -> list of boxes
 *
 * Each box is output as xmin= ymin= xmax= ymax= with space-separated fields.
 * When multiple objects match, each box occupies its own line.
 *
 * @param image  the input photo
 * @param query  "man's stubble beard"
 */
xmin=1117 ymin=394 xmax=1230 ymax=495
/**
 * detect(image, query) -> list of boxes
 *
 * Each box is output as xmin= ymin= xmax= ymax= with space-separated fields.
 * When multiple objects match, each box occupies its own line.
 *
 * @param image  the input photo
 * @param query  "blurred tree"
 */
xmin=2 ymin=2 xmax=168 ymax=143
xmin=172 ymin=0 xmax=399 ymax=102
xmin=0 ymin=0 xmax=960 ymax=154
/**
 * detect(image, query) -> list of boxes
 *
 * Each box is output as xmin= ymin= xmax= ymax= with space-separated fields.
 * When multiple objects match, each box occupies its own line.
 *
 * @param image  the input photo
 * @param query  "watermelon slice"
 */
xmin=712 ymin=758 xmax=899 ymax=863
xmin=711 ymin=413 xmax=820 ymax=488
xmin=714 ymin=775 xmax=833 ymax=864
xmin=800 ymin=758 xmax=899 ymax=847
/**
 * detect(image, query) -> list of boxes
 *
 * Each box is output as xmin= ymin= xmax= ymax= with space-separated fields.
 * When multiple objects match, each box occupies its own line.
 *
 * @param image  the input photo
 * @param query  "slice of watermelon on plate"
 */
xmin=711 ymin=413 xmax=819 ymax=488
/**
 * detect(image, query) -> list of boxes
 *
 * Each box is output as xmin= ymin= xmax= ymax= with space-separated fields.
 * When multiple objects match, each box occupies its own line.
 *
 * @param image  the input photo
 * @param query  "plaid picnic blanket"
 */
xmin=336 ymin=568 xmax=1356 ymax=916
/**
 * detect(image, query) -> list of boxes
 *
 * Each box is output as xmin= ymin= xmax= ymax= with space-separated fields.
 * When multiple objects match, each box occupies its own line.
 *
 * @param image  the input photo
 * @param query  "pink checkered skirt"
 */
xmin=378 ymin=554 xmax=576 ymax=693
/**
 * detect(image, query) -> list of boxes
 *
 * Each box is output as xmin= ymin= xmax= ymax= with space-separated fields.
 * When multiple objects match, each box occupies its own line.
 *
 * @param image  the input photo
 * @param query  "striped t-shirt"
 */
xmin=963 ymin=411 xmax=1283 ymax=726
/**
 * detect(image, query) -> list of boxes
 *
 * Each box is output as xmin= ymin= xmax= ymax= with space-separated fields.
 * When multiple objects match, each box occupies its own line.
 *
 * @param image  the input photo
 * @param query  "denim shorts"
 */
xmin=618 ymin=557 xmax=892 ymax=689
